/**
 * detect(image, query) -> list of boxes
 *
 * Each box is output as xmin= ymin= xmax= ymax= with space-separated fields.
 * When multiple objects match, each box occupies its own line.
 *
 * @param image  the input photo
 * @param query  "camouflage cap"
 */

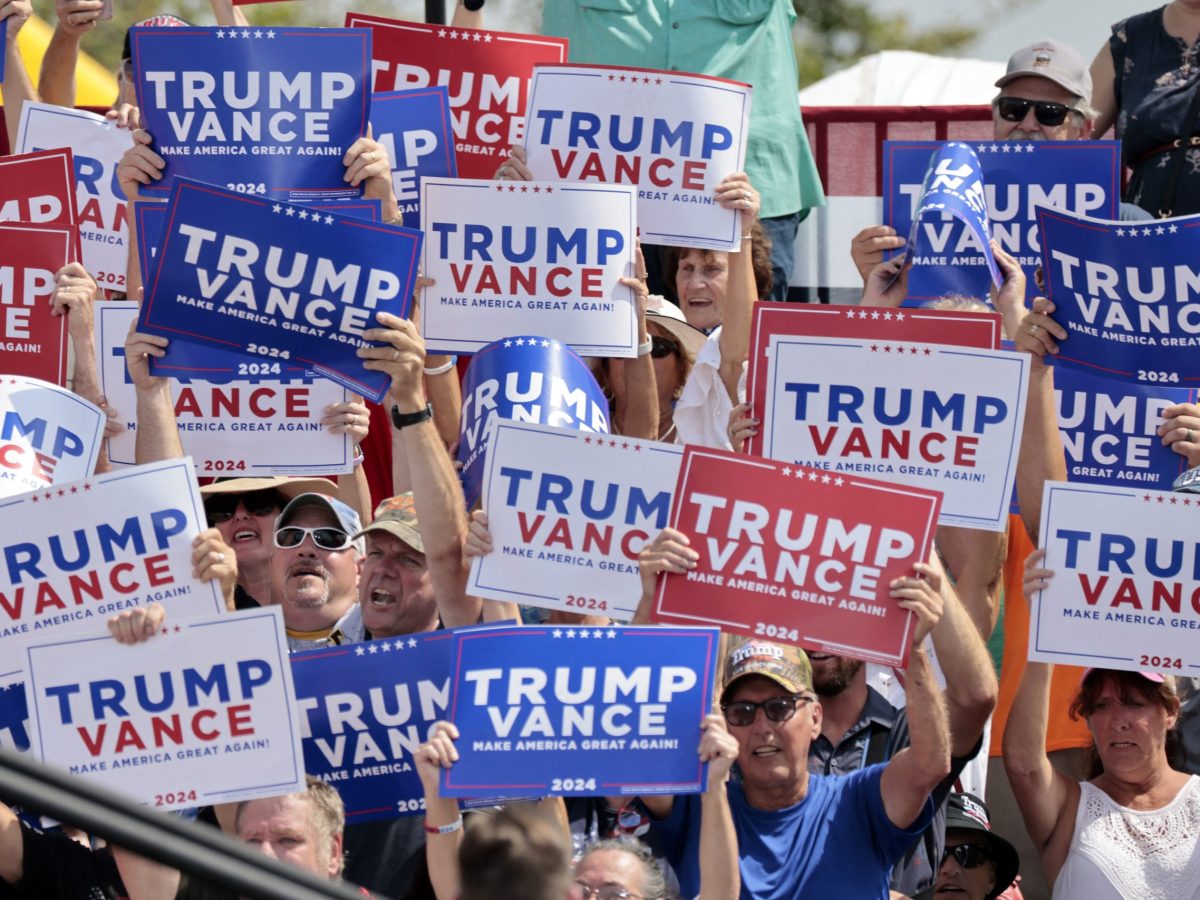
xmin=722 ymin=637 xmax=813 ymax=699
xmin=354 ymin=493 xmax=423 ymax=553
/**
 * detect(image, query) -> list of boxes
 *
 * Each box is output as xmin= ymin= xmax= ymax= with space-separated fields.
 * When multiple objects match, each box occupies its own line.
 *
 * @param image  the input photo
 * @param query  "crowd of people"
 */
xmin=2 ymin=0 xmax=1200 ymax=898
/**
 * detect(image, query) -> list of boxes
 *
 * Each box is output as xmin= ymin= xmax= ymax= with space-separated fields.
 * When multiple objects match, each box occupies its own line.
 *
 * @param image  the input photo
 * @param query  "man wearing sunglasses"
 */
xmin=932 ymin=793 xmax=1020 ymax=899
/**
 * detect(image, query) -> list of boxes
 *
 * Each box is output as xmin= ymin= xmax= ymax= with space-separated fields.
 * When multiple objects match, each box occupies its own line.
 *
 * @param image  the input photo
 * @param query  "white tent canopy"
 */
xmin=798 ymin=50 xmax=1006 ymax=106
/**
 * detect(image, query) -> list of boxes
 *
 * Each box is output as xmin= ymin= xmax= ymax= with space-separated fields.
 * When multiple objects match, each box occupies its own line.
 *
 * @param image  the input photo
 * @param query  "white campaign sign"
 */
xmin=760 ymin=336 xmax=1029 ymax=531
xmin=421 ymin=177 xmax=638 ymax=356
xmin=0 ymin=375 xmax=104 ymax=499
xmin=469 ymin=419 xmax=682 ymax=620
xmin=17 ymin=103 xmax=134 ymax=292
xmin=1033 ymin=482 xmax=1200 ymax=674
xmin=523 ymin=64 xmax=751 ymax=251
xmin=22 ymin=606 xmax=305 ymax=810
xmin=0 ymin=457 xmax=225 ymax=668
xmin=96 ymin=303 xmax=352 ymax=476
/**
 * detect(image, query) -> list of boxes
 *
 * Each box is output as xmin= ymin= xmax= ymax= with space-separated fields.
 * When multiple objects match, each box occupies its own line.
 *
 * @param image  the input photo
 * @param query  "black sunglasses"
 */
xmin=204 ymin=489 xmax=284 ymax=526
xmin=940 ymin=843 xmax=992 ymax=870
xmin=721 ymin=694 xmax=812 ymax=728
xmin=996 ymin=96 xmax=1076 ymax=127
xmin=650 ymin=335 xmax=680 ymax=359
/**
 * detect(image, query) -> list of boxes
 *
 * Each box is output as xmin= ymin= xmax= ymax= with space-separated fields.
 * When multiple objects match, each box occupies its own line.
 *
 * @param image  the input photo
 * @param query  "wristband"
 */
xmin=741 ymin=232 xmax=754 ymax=241
xmin=391 ymin=402 xmax=434 ymax=430
xmin=636 ymin=338 xmax=653 ymax=357
xmin=424 ymin=816 xmax=464 ymax=835
xmin=423 ymin=357 xmax=457 ymax=376
xmin=351 ymin=444 xmax=364 ymax=467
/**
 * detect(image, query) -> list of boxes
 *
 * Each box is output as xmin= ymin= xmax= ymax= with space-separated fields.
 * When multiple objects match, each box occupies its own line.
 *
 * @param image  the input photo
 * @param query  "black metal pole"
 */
xmin=0 ymin=746 xmax=369 ymax=900
xmin=425 ymin=0 xmax=447 ymax=25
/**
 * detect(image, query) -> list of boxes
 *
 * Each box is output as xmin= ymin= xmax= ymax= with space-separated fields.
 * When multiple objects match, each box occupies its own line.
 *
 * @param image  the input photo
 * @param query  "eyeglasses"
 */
xmin=650 ymin=336 xmax=679 ymax=359
xmin=204 ymin=490 xmax=283 ymax=527
xmin=574 ymin=885 xmax=643 ymax=900
xmin=940 ymin=843 xmax=992 ymax=870
xmin=721 ymin=694 xmax=813 ymax=727
xmin=996 ymin=96 xmax=1077 ymax=127
xmin=273 ymin=526 xmax=354 ymax=551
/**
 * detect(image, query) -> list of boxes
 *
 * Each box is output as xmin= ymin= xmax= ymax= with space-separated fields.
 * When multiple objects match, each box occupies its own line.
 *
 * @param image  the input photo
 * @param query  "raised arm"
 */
xmin=116 ymin=127 xmax=165 ymax=303
xmin=416 ymin=721 xmax=464 ymax=900
xmin=363 ymin=313 xmax=481 ymax=627
xmin=714 ymin=174 xmax=758 ymax=403
xmin=450 ymin=0 xmax=483 ymax=29
xmin=124 ymin=325 xmax=184 ymax=463
xmin=1001 ymin=550 xmax=1079 ymax=875
xmin=1 ymin=2 xmax=36 ymax=152
xmin=208 ymin=0 xmax=249 ymax=27
xmin=613 ymin=248 xmax=660 ymax=440
xmin=1089 ymin=43 xmax=1118 ymax=138
xmin=878 ymin=567 xmax=951 ymax=828
xmin=39 ymin=0 xmax=105 ymax=107
xmin=0 ymin=802 xmax=22 ymax=885
xmin=697 ymin=715 xmax=740 ymax=900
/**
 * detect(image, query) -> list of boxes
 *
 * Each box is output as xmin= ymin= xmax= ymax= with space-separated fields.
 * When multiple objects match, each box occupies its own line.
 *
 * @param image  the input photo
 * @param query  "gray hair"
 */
xmin=579 ymin=839 xmax=669 ymax=900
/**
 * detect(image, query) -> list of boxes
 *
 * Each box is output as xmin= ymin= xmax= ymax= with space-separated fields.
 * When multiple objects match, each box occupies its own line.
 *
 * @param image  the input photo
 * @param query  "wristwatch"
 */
xmin=390 ymin=402 xmax=433 ymax=429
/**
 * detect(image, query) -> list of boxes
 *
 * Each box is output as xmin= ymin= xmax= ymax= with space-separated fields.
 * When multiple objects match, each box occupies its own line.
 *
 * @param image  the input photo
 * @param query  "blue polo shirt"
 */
xmin=652 ymin=765 xmax=933 ymax=899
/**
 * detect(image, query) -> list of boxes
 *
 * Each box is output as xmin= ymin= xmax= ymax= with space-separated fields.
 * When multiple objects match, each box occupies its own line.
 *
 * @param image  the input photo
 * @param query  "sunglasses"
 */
xmin=940 ymin=843 xmax=992 ymax=870
xmin=574 ymin=885 xmax=643 ymax=900
xmin=721 ymin=694 xmax=812 ymax=728
xmin=996 ymin=96 xmax=1077 ymax=127
xmin=273 ymin=526 xmax=354 ymax=551
xmin=650 ymin=335 xmax=680 ymax=359
xmin=204 ymin=489 xmax=283 ymax=527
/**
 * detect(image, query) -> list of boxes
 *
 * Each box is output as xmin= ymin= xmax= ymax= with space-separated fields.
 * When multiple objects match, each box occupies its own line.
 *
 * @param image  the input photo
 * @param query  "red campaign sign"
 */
xmin=343 ymin=13 xmax=568 ymax=179
xmin=0 ymin=149 xmax=77 ymax=227
xmin=0 ymin=222 xmax=78 ymax=386
xmin=652 ymin=446 xmax=942 ymax=667
xmin=746 ymin=303 xmax=1002 ymax=457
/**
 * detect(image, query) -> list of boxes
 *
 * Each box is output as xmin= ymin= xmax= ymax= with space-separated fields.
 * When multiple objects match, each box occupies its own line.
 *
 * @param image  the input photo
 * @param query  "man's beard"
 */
xmin=813 ymin=657 xmax=864 ymax=697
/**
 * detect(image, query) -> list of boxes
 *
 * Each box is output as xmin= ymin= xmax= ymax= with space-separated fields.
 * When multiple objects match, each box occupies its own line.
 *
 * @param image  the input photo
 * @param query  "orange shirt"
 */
xmin=989 ymin=514 xmax=1092 ymax=756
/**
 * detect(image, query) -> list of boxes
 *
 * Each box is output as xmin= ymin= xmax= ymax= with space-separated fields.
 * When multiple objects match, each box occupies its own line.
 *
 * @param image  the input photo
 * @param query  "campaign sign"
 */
xmin=1039 ymin=206 xmax=1200 ymax=385
xmin=0 ymin=682 xmax=30 ymax=753
xmin=469 ymin=419 xmax=683 ymax=620
xmin=97 ymin=303 xmax=352 ymax=476
xmin=524 ymin=64 xmax=751 ymax=251
xmin=746 ymin=303 xmax=1003 ymax=458
xmin=371 ymin=88 xmax=457 ymax=229
xmin=16 ymin=103 xmax=135 ymax=291
xmin=1055 ymin=364 xmax=1194 ymax=492
xmin=345 ymin=14 xmax=568 ymax=179
xmin=884 ymin=140 xmax=1120 ymax=302
xmin=653 ymin=447 xmax=941 ymax=667
xmin=130 ymin=27 xmax=371 ymax=199
xmin=0 ymin=458 xmax=226 ymax=655
xmin=292 ymin=630 xmax=454 ymax=823
xmin=457 ymin=336 xmax=610 ymax=507
xmin=0 ymin=149 xmax=78 ymax=227
xmin=1031 ymin=482 xmax=1200 ymax=674
xmin=23 ymin=607 xmax=305 ymax=811
xmin=0 ymin=376 xmax=105 ymax=499
xmin=137 ymin=179 xmax=422 ymax=402
xmin=758 ymin=336 xmax=1028 ymax=531
xmin=0 ymin=222 xmax=77 ymax=386
xmin=422 ymin=177 xmax=638 ymax=356
xmin=442 ymin=625 xmax=718 ymax=797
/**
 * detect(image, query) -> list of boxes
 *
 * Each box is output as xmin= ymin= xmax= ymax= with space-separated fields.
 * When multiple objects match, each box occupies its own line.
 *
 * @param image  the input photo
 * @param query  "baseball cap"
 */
xmin=123 ymin=15 xmax=191 ymax=63
xmin=353 ymin=493 xmax=423 ymax=553
xmin=200 ymin=476 xmax=337 ymax=500
xmin=1081 ymin=667 xmax=1166 ymax=685
xmin=943 ymin=793 xmax=1020 ymax=898
xmin=1172 ymin=466 xmax=1200 ymax=493
xmin=995 ymin=39 xmax=1092 ymax=104
xmin=276 ymin=493 xmax=364 ymax=553
xmin=722 ymin=637 xmax=812 ymax=700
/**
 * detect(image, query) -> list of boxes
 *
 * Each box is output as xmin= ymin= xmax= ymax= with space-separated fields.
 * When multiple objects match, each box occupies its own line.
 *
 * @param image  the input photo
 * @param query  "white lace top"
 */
xmin=1052 ymin=775 xmax=1200 ymax=899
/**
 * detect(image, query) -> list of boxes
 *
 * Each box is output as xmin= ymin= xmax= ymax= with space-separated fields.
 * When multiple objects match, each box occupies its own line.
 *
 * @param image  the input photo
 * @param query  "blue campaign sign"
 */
xmin=0 ymin=682 xmax=30 ymax=753
xmin=371 ymin=88 xmax=457 ymax=229
xmin=292 ymin=631 xmax=454 ymax=824
xmin=131 ymin=26 xmax=372 ymax=200
xmin=1039 ymin=206 xmax=1200 ymax=385
xmin=887 ymin=142 xmax=1001 ymax=300
xmin=136 ymin=179 xmax=421 ymax=401
xmin=1054 ymin=361 xmax=1194 ymax=492
xmin=457 ymin=336 xmax=610 ymax=507
xmin=884 ymin=141 xmax=1120 ymax=302
xmin=442 ymin=625 xmax=719 ymax=797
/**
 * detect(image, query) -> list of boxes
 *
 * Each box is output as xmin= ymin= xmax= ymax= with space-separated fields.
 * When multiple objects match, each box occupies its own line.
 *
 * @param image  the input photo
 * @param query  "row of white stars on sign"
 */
xmin=437 ymin=29 xmax=493 ymax=42
xmin=843 ymin=309 xmax=905 ymax=321
xmin=354 ymin=639 xmax=419 ymax=655
xmin=1115 ymin=225 xmax=1179 ymax=236
xmin=272 ymin=204 xmax=335 ymax=225
xmin=780 ymin=468 xmax=846 ymax=485
xmin=553 ymin=629 xmax=618 ymax=639
xmin=503 ymin=338 xmax=561 ymax=349
xmin=975 ymin=144 xmax=1036 ymax=153
xmin=216 ymin=29 xmax=276 ymax=39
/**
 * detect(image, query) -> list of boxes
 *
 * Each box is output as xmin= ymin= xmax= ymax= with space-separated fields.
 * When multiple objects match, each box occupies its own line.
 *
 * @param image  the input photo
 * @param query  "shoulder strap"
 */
xmin=864 ymin=720 xmax=891 ymax=767
xmin=1156 ymin=79 xmax=1200 ymax=217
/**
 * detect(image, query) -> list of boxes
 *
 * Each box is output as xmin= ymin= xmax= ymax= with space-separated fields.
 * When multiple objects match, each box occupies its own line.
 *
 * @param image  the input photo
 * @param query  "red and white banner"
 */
xmin=0 ymin=222 xmax=78 ymax=385
xmin=344 ymin=13 xmax=568 ymax=179
xmin=0 ymin=148 xmax=77 ymax=227
xmin=652 ymin=446 xmax=941 ymax=667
